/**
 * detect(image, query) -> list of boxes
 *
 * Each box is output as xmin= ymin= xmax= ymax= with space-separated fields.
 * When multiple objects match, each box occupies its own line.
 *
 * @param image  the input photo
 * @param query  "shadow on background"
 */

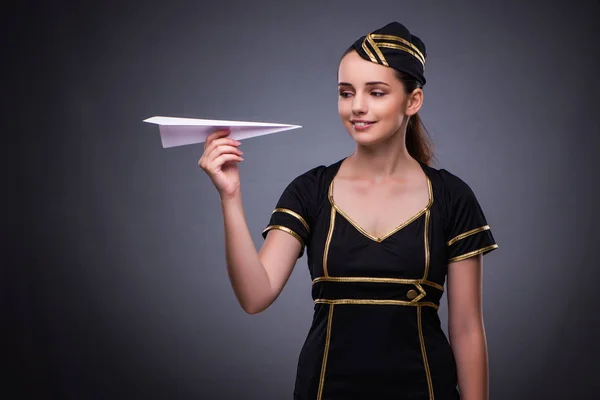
xmin=5 ymin=0 xmax=600 ymax=398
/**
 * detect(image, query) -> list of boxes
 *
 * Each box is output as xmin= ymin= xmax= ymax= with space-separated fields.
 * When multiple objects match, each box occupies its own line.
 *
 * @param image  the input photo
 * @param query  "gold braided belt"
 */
xmin=311 ymin=276 xmax=444 ymax=310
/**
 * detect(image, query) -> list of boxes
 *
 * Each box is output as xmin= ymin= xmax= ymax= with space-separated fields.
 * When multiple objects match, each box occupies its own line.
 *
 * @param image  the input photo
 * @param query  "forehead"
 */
xmin=338 ymin=50 xmax=397 ymax=84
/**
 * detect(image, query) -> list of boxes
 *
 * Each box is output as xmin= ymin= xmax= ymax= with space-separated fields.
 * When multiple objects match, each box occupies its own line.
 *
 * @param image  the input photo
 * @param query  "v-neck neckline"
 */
xmin=327 ymin=157 xmax=434 ymax=243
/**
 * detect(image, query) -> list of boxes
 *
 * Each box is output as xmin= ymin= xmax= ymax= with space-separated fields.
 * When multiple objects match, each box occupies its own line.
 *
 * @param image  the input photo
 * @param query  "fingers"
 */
xmin=199 ymin=152 xmax=244 ymax=170
xmin=207 ymin=144 xmax=243 ymax=162
xmin=204 ymin=128 xmax=232 ymax=150
xmin=214 ymin=153 xmax=244 ymax=166
xmin=205 ymin=137 xmax=241 ymax=154
xmin=200 ymin=128 xmax=243 ymax=169
xmin=199 ymin=142 xmax=244 ymax=170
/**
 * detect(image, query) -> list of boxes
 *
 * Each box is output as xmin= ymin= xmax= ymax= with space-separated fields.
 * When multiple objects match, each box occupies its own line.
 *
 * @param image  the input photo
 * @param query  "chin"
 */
xmin=345 ymin=124 xmax=389 ymax=145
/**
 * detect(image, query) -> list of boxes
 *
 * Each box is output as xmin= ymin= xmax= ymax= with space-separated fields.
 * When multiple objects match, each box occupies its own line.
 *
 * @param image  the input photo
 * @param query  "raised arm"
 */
xmin=199 ymin=129 xmax=301 ymax=314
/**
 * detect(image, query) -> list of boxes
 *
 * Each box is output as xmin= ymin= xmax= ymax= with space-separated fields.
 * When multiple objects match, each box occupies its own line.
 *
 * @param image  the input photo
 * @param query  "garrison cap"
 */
xmin=350 ymin=22 xmax=427 ymax=86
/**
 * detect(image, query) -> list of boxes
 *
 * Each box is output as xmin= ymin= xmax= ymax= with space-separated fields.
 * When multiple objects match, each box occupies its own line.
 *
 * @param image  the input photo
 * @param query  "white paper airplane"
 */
xmin=143 ymin=116 xmax=302 ymax=148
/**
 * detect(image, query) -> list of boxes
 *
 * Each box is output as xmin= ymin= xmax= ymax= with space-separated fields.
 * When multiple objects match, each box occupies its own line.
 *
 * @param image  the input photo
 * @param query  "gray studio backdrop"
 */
xmin=10 ymin=0 xmax=600 ymax=399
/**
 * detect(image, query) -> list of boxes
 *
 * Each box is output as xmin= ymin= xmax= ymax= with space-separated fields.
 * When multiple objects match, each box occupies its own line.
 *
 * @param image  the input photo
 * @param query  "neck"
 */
xmin=345 ymin=129 xmax=418 ymax=180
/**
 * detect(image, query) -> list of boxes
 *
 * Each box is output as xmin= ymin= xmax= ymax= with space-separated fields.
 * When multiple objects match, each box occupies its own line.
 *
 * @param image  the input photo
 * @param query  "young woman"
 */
xmin=199 ymin=21 xmax=498 ymax=400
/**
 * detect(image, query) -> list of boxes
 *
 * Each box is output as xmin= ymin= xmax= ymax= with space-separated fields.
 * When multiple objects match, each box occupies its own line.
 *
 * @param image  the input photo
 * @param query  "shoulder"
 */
xmin=289 ymin=164 xmax=327 ymax=185
xmin=423 ymin=163 xmax=475 ymax=199
xmin=437 ymin=168 xmax=475 ymax=198
xmin=286 ymin=158 xmax=343 ymax=190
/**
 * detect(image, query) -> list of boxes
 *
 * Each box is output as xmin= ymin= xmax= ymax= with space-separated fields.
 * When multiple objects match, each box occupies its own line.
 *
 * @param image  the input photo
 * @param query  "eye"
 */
xmin=338 ymin=91 xmax=353 ymax=98
xmin=371 ymin=91 xmax=385 ymax=97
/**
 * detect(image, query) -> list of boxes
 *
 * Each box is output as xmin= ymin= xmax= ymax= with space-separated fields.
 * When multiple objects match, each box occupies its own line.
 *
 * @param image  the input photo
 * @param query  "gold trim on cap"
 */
xmin=366 ymin=34 xmax=389 ymax=66
xmin=360 ymin=33 xmax=425 ymax=68
xmin=376 ymin=43 xmax=425 ymax=67
xmin=361 ymin=40 xmax=379 ymax=64
xmin=371 ymin=34 xmax=426 ymax=65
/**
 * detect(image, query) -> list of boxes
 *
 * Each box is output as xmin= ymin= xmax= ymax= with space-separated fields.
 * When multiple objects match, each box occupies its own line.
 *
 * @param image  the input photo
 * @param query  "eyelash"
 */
xmin=339 ymin=92 xmax=386 ymax=98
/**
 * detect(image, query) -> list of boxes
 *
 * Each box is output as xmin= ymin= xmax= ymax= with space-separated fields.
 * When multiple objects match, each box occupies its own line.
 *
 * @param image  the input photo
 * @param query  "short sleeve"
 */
xmin=262 ymin=167 xmax=321 ymax=258
xmin=440 ymin=169 xmax=499 ymax=263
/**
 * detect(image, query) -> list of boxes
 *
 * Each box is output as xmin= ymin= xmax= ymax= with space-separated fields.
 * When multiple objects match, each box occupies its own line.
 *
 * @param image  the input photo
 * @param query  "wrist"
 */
xmin=220 ymin=189 xmax=242 ymax=206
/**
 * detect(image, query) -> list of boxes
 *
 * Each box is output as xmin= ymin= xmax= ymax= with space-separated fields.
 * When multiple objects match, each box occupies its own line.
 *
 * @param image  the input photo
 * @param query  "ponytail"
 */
xmin=406 ymin=112 xmax=434 ymax=166
xmin=396 ymin=69 xmax=435 ymax=166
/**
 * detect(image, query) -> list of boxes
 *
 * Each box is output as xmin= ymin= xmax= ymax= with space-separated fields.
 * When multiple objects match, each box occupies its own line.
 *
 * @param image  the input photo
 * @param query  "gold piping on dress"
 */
xmin=322 ymin=207 xmax=336 ymax=277
xmin=446 ymin=225 xmax=490 ymax=246
xmin=448 ymin=244 xmax=499 ymax=263
xmin=262 ymin=225 xmax=304 ymax=247
xmin=272 ymin=208 xmax=310 ymax=233
xmin=418 ymin=306 xmax=435 ymax=399
xmin=422 ymin=209 xmax=431 ymax=280
xmin=314 ymin=298 xmax=439 ymax=311
xmin=328 ymin=175 xmax=433 ymax=243
xmin=311 ymin=276 xmax=444 ymax=292
xmin=316 ymin=304 xmax=334 ymax=400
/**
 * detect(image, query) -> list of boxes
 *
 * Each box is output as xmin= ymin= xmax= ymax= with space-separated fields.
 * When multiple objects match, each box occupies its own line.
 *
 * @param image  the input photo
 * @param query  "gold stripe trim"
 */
xmin=418 ymin=307 xmax=435 ymax=399
xmin=328 ymin=175 xmax=433 ymax=243
xmin=422 ymin=209 xmax=431 ymax=280
xmin=370 ymin=34 xmax=426 ymax=65
xmin=366 ymin=34 xmax=388 ymax=66
xmin=262 ymin=225 xmax=304 ymax=247
xmin=375 ymin=43 xmax=425 ymax=67
xmin=412 ymin=283 xmax=426 ymax=302
xmin=272 ymin=207 xmax=310 ymax=233
xmin=315 ymin=298 xmax=439 ymax=310
xmin=371 ymin=33 xmax=425 ymax=62
xmin=322 ymin=207 xmax=336 ymax=277
xmin=448 ymin=244 xmax=499 ymax=263
xmin=311 ymin=276 xmax=444 ymax=292
xmin=316 ymin=304 xmax=334 ymax=400
xmin=361 ymin=38 xmax=379 ymax=63
xmin=447 ymin=225 xmax=490 ymax=246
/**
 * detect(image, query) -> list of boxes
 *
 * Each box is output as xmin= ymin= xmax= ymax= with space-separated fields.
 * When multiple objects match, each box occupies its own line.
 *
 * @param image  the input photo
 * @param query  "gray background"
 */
xmin=6 ymin=0 xmax=600 ymax=398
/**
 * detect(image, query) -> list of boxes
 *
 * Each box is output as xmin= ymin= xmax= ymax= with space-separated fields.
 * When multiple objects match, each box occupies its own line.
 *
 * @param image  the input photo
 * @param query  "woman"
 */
xmin=199 ymin=21 xmax=498 ymax=400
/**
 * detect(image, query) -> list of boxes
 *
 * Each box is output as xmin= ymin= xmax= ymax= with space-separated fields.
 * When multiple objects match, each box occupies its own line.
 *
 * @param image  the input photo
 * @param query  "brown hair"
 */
xmin=341 ymin=49 xmax=435 ymax=166
xmin=395 ymin=71 xmax=435 ymax=166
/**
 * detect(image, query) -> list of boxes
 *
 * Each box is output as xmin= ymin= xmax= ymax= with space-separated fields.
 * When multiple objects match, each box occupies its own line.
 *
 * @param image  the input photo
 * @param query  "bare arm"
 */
xmin=199 ymin=129 xmax=301 ymax=314
xmin=447 ymin=253 xmax=488 ymax=400
xmin=220 ymin=192 xmax=301 ymax=314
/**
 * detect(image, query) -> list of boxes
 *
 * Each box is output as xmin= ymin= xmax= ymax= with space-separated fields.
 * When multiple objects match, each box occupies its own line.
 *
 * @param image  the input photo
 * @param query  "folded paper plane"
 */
xmin=143 ymin=116 xmax=302 ymax=148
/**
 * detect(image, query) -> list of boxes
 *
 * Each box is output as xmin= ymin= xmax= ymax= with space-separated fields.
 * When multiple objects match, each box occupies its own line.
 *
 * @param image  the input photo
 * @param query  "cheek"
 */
xmin=338 ymin=100 xmax=351 ymax=116
xmin=376 ymin=99 xmax=404 ymax=120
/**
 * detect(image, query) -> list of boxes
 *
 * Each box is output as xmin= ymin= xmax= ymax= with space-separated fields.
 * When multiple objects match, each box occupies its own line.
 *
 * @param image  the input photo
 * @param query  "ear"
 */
xmin=405 ymin=88 xmax=423 ymax=116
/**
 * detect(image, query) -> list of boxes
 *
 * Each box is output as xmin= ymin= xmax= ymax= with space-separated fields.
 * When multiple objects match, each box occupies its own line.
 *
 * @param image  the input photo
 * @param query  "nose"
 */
xmin=351 ymin=93 xmax=367 ymax=115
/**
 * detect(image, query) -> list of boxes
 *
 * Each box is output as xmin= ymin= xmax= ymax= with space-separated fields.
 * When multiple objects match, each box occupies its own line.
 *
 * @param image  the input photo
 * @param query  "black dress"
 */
xmin=262 ymin=158 xmax=498 ymax=400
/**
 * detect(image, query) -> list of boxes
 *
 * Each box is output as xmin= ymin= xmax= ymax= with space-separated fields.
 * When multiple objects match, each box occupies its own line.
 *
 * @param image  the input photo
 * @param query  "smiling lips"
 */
xmin=351 ymin=120 xmax=376 ymax=130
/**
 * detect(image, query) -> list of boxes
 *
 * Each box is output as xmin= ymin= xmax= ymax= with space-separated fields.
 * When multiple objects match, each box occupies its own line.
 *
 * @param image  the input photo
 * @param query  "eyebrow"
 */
xmin=337 ymin=81 xmax=391 ymax=87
